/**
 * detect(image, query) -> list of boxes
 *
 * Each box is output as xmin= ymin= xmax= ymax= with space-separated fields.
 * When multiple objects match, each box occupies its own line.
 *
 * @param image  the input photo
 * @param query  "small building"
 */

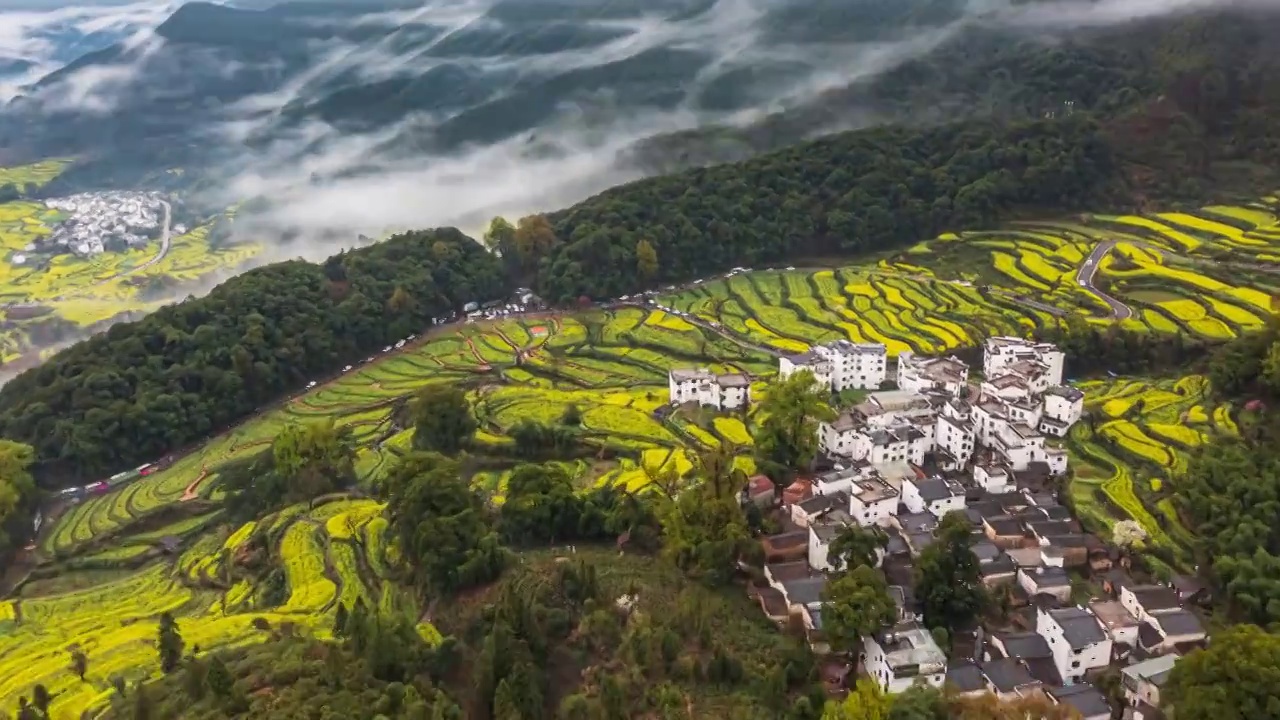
xmin=979 ymin=658 xmax=1042 ymax=700
xmin=1120 ymin=585 xmax=1182 ymax=623
xmin=809 ymin=519 xmax=853 ymax=572
xmin=1089 ymin=599 xmax=1141 ymax=649
xmin=1036 ymin=606 xmax=1112 ymax=685
xmin=1121 ymin=654 xmax=1178 ymax=713
xmin=1046 ymin=683 xmax=1112 ymax=720
xmin=1138 ymin=610 xmax=1206 ymax=656
xmin=863 ymin=622 xmax=948 ymax=694
xmin=849 ymin=476 xmax=900 ymax=527
xmin=1017 ymin=566 xmax=1072 ymax=603
xmin=667 ymin=368 xmax=751 ymax=410
xmin=1168 ymin=574 xmax=1211 ymax=606
xmin=901 ymin=477 xmax=966 ymax=518
xmin=790 ymin=492 xmax=849 ymax=528
xmin=897 ymin=352 xmax=969 ymax=397
xmin=945 ymin=661 xmax=987 ymax=698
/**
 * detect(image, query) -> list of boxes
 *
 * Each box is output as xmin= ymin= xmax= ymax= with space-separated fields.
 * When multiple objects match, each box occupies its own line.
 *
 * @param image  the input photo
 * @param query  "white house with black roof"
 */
xmin=779 ymin=340 xmax=886 ymax=391
xmin=978 ymin=657 xmax=1042 ymax=700
xmin=1036 ymin=605 xmax=1112 ymax=685
xmin=901 ymin=476 xmax=965 ymax=518
xmin=1041 ymin=386 xmax=1085 ymax=437
xmin=667 ymin=368 xmax=751 ymax=409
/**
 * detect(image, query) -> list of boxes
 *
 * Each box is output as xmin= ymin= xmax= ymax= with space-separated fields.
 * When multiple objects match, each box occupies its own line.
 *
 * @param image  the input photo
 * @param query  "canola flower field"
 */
xmin=5 ymin=197 xmax=1279 ymax=717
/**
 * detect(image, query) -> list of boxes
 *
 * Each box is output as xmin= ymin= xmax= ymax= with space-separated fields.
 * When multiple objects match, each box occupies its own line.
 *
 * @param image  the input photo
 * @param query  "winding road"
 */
xmin=1077 ymin=240 xmax=1134 ymax=320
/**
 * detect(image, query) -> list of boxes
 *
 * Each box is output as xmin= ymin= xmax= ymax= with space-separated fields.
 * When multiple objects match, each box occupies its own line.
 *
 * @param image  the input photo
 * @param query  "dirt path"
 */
xmin=180 ymin=467 xmax=209 ymax=502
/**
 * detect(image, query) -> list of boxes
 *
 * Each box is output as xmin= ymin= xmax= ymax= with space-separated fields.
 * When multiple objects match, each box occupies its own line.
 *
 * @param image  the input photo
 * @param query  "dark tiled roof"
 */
xmin=1129 ymin=585 xmax=1181 ymax=613
xmin=914 ymin=477 xmax=961 ymax=502
xmin=985 ymin=516 xmax=1025 ymax=536
xmin=994 ymin=632 xmax=1051 ymax=660
xmin=1154 ymin=609 xmax=1205 ymax=637
xmin=946 ymin=662 xmax=986 ymax=693
xmin=765 ymin=561 xmax=811 ymax=583
xmin=980 ymin=658 xmax=1038 ymax=692
xmin=781 ymin=576 xmax=828 ymax=607
xmin=1025 ymin=656 xmax=1063 ymax=686
xmin=1048 ymin=684 xmax=1112 ymax=718
xmin=1052 ymin=607 xmax=1106 ymax=649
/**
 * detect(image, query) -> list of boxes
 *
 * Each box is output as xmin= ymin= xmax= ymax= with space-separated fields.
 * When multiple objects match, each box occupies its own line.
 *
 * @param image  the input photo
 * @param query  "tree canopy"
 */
xmin=1163 ymin=625 xmax=1280 ymax=720
xmin=915 ymin=512 xmax=985 ymax=632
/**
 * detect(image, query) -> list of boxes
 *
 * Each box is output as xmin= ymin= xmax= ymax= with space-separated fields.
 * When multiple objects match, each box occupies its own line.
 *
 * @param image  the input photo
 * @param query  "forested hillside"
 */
xmin=536 ymin=117 xmax=1120 ymax=302
xmin=1178 ymin=319 xmax=1280 ymax=625
xmin=0 ymin=229 xmax=505 ymax=481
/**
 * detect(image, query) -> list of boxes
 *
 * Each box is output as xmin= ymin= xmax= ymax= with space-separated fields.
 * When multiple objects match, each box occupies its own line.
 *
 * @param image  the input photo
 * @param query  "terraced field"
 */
xmin=3 ymin=497 xmax=426 ymax=719
xmin=1065 ymin=375 xmax=1236 ymax=574
xmin=8 ymin=197 xmax=1279 ymax=716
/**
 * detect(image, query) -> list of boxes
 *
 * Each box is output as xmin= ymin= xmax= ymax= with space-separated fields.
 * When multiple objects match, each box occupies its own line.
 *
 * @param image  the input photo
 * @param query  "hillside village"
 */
xmin=668 ymin=337 xmax=1208 ymax=720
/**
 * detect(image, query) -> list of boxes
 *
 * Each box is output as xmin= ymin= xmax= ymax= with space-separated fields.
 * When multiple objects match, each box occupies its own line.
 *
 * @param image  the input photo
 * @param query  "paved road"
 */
xmin=1077 ymin=240 xmax=1133 ymax=320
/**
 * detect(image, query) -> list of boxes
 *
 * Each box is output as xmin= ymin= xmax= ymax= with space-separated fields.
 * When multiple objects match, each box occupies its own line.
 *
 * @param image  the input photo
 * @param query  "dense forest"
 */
xmin=0 ymin=229 xmax=506 ymax=481
xmin=1177 ymin=318 xmax=1280 ymax=626
xmin=536 ymin=116 xmax=1121 ymax=303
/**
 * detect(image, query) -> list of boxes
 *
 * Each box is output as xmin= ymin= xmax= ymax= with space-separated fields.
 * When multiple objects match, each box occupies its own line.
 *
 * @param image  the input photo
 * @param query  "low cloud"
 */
xmin=0 ymin=0 xmax=171 ymax=102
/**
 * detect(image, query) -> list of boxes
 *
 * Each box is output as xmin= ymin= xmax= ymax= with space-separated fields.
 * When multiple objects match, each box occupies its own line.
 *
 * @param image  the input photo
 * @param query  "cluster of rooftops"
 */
xmin=661 ymin=336 xmax=1207 ymax=715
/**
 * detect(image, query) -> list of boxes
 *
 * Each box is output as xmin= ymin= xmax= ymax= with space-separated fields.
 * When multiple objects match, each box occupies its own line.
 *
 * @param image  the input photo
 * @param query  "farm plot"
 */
xmin=1066 ymin=375 xmax=1234 ymax=571
xmin=4 ymin=497 xmax=423 ymax=718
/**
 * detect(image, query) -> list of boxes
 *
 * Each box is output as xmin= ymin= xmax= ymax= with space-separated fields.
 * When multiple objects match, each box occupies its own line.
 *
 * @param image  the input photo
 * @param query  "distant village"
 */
xmin=10 ymin=191 xmax=172 ymax=265
xmin=667 ymin=336 xmax=1205 ymax=720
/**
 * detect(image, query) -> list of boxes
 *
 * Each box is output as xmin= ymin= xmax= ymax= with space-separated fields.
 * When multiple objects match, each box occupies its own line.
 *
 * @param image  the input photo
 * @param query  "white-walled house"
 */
xmin=1121 ymin=655 xmax=1178 ymax=714
xmin=667 ymin=368 xmax=751 ymax=410
xmin=1119 ymin=585 xmax=1181 ymax=624
xmin=897 ymin=352 xmax=969 ymax=397
xmin=819 ymin=413 xmax=862 ymax=458
xmin=1041 ymin=386 xmax=1085 ymax=437
xmin=973 ymin=463 xmax=1014 ymax=494
xmin=778 ymin=351 xmax=834 ymax=390
xmin=812 ymin=464 xmax=875 ymax=497
xmin=901 ymin=477 xmax=965 ymax=518
xmin=984 ymin=337 xmax=1065 ymax=386
xmin=935 ymin=412 xmax=976 ymax=468
xmin=1036 ymin=606 xmax=1112 ymax=685
xmin=779 ymin=341 xmax=887 ymax=392
xmin=863 ymin=622 xmax=948 ymax=694
xmin=849 ymin=476 xmax=900 ymax=527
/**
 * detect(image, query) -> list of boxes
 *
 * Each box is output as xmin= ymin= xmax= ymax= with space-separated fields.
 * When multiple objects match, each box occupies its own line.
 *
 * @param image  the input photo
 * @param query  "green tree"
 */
xmin=0 ymin=439 xmax=36 ymax=557
xmin=270 ymin=418 xmax=357 ymax=501
xmin=382 ymin=452 xmax=507 ymax=594
xmin=820 ymin=565 xmax=897 ymax=653
xmin=822 ymin=679 xmax=889 ymax=720
xmin=410 ymin=385 xmax=475 ymax=454
xmin=206 ymin=655 xmax=234 ymax=698
xmin=754 ymin=371 xmax=835 ymax=481
xmin=635 ymin=239 xmax=658 ymax=280
xmin=1163 ymin=624 xmax=1280 ymax=720
xmin=157 ymin=612 xmax=184 ymax=674
xmin=70 ymin=648 xmax=89 ymax=681
xmin=915 ymin=512 xmax=984 ymax=632
xmin=828 ymin=525 xmax=887 ymax=572
xmin=500 ymin=464 xmax=582 ymax=544
xmin=886 ymin=685 xmax=946 ymax=720
xmin=653 ymin=446 xmax=751 ymax=585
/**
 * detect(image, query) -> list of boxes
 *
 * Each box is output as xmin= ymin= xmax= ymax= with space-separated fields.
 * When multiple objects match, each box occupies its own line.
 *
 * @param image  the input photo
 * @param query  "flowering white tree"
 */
xmin=1113 ymin=519 xmax=1147 ymax=549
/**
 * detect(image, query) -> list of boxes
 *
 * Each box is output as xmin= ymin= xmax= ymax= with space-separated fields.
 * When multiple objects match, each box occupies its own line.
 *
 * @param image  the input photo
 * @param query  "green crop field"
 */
xmin=1065 ymin=375 xmax=1237 ymax=575
xmin=6 ymin=197 xmax=1279 ymax=717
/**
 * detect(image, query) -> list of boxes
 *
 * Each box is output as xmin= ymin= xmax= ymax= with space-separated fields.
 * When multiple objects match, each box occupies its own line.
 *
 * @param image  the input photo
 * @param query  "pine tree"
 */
xmin=207 ymin=655 xmax=234 ymax=698
xmin=157 ymin=612 xmax=184 ymax=674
